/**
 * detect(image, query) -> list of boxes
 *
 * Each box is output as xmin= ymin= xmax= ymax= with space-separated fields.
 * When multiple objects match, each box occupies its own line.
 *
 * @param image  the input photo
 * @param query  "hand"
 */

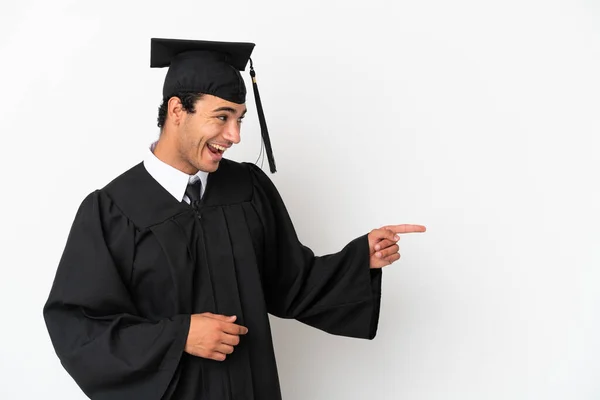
xmin=185 ymin=313 xmax=248 ymax=361
xmin=368 ymin=224 xmax=426 ymax=269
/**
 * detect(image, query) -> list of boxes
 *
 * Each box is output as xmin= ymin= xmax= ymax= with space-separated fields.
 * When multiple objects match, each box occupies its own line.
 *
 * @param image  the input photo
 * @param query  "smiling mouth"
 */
xmin=207 ymin=143 xmax=227 ymax=155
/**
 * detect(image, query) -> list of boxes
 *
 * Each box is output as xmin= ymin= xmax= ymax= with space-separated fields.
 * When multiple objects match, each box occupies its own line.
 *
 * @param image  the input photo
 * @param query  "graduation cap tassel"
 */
xmin=249 ymin=58 xmax=276 ymax=173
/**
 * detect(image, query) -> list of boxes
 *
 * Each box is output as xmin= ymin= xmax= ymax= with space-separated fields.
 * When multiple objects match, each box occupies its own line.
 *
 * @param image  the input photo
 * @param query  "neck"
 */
xmin=153 ymin=130 xmax=198 ymax=175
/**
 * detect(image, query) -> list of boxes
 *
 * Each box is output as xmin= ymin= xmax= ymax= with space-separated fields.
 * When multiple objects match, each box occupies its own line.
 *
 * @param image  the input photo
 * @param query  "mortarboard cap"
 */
xmin=150 ymin=38 xmax=276 ymax=173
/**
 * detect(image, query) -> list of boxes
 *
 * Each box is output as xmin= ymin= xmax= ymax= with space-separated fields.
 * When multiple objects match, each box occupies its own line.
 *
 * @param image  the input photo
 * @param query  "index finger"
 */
xmin=381 ymin=224 xmax=426 ymax=234
xmin=220 ymin=322 xmax=249 ymax=335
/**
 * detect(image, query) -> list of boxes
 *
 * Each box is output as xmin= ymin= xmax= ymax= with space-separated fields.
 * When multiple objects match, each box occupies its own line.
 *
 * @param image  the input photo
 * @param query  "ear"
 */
xmin=167 ymin=96 xmax=185 ymax=126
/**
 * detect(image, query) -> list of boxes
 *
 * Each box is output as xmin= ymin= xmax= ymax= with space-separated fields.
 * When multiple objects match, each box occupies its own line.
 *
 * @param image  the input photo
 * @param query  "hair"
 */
xmin=157 ymin=92 xmax=204 ymax=129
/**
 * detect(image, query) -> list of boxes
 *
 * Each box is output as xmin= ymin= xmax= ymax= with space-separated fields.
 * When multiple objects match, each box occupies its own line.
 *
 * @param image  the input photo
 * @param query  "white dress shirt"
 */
xmin=143 ymin=142 xmax=208 ymax=204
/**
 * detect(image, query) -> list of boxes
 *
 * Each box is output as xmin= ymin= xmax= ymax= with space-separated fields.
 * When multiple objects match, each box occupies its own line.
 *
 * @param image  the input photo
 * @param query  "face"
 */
xmin=173 ymin=94 xmax=246 ymax=173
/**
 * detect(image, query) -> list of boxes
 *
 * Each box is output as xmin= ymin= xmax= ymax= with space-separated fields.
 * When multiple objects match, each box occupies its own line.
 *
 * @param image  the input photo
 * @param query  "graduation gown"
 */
xmin=43 ymin=159 xmax=382 ymax=400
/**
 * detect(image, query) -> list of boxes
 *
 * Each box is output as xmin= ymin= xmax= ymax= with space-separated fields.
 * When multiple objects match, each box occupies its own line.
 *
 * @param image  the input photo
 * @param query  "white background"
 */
xmin=1 ymin=0 xmax=599 ymax=399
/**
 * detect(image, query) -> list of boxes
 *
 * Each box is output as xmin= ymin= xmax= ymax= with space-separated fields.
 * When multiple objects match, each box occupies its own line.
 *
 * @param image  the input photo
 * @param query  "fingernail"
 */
xmin=375 ymin=245 xmax=380 ymax=251
xmin=394 ymin=235 xmax=400 ymax=240
xmin=376 ymin=252 xmax=381 ymax=258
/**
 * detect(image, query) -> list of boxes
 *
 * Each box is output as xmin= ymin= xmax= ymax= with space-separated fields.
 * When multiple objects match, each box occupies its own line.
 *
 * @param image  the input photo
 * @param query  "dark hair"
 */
xmin=157 ymin=92 xmax=204 ymax=128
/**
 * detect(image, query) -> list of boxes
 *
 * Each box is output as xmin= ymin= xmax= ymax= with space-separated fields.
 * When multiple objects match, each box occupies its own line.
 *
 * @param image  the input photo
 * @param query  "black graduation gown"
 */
xmin=43 ymin=159 xmax=382 ymax=400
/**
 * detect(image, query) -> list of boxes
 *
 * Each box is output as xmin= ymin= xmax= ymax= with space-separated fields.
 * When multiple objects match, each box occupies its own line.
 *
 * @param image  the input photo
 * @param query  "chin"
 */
xmin=206 ymin=164 xmax=220 ymax=173
xmin=200 ymin=160 xmax=220 ymax=173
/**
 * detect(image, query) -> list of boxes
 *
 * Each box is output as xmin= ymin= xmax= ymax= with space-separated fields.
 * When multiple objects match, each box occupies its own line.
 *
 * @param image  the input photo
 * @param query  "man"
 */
xmin=43 ymin=38 xmax=426 ymax=400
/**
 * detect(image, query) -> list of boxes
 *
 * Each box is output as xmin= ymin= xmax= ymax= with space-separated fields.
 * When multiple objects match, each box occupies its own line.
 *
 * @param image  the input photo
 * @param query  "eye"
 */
xmin=237 ymin=117 xmax=244 ymax=124
xmin=217 ymin=115 xmax=228 ymax=122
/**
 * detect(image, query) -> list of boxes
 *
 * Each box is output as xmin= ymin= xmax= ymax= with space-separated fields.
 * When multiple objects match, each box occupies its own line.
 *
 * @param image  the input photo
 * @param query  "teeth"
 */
xmin=209 ymin=143 xmax=226 ymax=152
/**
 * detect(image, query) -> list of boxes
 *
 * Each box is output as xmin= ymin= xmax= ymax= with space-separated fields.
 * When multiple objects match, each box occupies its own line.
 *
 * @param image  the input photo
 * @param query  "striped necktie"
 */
xmin=185 ymin=179 xmax=202 ymax=208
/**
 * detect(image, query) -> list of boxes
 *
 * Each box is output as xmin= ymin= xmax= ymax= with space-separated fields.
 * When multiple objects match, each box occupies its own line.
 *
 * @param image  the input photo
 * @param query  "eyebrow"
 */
xmin=212 ymin=106 xmax=247 ymax=116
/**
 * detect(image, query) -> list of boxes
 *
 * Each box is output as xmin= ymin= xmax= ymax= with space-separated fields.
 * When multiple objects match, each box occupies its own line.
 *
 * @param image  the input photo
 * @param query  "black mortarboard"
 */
xmin=150 ymin=38 xmax=276 ymax=173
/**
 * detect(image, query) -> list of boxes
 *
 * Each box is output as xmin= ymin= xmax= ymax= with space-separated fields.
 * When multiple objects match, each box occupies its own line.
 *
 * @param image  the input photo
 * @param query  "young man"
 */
xmin=43 ymin=38 xmax=426 ymax=400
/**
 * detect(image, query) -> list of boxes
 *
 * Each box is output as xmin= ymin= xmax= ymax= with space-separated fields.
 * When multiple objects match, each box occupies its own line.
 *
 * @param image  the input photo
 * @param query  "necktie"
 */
xmin=185 ymin=180 xmax=202 ymax=207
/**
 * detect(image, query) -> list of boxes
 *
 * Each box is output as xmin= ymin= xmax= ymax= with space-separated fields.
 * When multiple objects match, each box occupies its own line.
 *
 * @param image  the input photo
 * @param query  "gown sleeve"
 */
xmin=247 ymin=163 xmax=382 ymax=340
xmin=43 ymin=190 xmax=190 ymax=400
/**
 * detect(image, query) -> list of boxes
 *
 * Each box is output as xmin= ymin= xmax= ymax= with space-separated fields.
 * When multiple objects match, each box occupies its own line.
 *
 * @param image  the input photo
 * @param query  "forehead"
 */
xmin=198 ymin=94 xmax=246 ymax=114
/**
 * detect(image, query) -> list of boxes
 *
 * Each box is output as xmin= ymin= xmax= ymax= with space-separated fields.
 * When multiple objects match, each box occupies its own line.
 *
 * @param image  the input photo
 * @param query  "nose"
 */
xmin=223 ymin=121 xmax=241 ymax=145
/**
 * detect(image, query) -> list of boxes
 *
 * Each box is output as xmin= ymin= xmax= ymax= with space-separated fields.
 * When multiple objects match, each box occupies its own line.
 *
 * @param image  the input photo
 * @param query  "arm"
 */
xmin=248 ymin=164 xmax=382 ymax=339
xmin=43 ymin=192 xmax=189 ymax=400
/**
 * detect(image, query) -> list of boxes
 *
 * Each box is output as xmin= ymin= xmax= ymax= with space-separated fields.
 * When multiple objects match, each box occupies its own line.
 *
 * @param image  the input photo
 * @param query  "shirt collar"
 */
xmin=143 ymin=141 xmax=208 ymax=202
